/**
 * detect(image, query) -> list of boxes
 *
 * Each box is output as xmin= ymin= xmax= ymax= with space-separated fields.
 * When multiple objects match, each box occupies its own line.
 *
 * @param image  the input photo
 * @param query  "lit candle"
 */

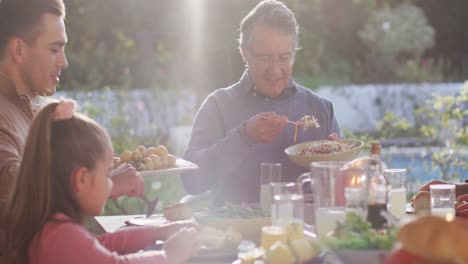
xmin=345 ymin=176 xmax=365 ymax=215
xmin=345 ymin=187 xmax=362 ymax=203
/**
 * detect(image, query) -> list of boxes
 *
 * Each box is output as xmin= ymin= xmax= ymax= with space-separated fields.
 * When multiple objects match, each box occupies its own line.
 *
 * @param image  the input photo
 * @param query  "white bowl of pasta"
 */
xmin=285 ymin=139 xmax=364 ymax=168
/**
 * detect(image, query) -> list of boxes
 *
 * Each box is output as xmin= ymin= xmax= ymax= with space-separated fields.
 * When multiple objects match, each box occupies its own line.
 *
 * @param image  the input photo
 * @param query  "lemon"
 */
xmin=286 ymin=222 xmax=304 ymax=241
xmin=261 ymin=226 xmax=287 ymax=250
xmin=266 ymin=241 xmax=295 ymax=264
xmin=289 ymin=237 xmax=319 ymax=263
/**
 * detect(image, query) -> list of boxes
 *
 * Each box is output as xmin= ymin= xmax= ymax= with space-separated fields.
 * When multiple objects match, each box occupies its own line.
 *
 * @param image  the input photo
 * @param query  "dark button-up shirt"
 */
xmin=182 ymin=71 xmax=343 ymax=206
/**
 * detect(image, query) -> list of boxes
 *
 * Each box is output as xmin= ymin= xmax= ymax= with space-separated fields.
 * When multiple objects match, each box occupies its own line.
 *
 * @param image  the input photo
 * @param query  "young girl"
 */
xmin=2 ymin=99 xmax=200 ymax=264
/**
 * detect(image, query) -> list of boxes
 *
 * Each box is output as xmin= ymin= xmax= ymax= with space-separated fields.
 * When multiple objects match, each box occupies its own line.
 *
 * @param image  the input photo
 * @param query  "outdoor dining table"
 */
xmin=94 ymin=214 xmax=237 ymax=264
xmin=94 ymin=214 xmax=344 ymax=264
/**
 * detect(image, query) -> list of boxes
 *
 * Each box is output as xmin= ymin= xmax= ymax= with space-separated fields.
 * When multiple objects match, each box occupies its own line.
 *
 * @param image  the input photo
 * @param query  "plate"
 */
xmin=190 ymin=246 xmax=238 ymax=261
xmin=285 ymin=139 xmax=364 ymax=168
xmin=125 ymin=214 xmax=168 ymax=226
xmin=138 ymin=158 xmax=199 ymax=177
xmin=406 ymin=203 xmax=415 ymax=214
xmin=196 ymin=215 xmax=271 ymax=239
xmin=336 ymin=249 xmax=387 ymax=264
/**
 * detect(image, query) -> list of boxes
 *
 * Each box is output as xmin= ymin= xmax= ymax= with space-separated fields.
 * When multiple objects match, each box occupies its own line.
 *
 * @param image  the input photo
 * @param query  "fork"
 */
xmin=140 ymin=195 xmax=159 ymax=218
xmin=260 ymin=116 xmax=298 ymax=126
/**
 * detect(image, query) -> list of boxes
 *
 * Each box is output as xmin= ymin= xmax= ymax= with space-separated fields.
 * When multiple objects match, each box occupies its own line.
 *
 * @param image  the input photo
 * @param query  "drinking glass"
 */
xmin=430 ymin=184 xmax=456 ymax=221
xmin=384 ymin=168 xmax=407 ymax=219
xmin=271 ymin=182 xmax=304 ymax=240
xmin=297 ymin=161 xmax=349 ymax=237
xmin=260 ymin=163 xmax=281 ymax=213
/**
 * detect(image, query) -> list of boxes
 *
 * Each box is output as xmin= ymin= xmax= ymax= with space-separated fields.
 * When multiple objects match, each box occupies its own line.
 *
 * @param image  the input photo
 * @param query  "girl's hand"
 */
xmin=163 ymin=227 xmax=200 ymax=264
xmin=158 ymin=220 xmax=200 ymax=240
xmin=109 ymin=164 xmax=144 ymax=198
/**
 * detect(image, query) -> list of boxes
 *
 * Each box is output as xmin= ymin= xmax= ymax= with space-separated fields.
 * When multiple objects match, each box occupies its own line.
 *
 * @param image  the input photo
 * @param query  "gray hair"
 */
xmin=239 ymin=0 xmax=299 ymax=53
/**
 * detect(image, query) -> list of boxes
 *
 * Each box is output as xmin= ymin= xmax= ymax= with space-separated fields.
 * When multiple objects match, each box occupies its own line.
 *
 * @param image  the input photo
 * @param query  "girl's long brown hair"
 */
xmin=2 ymin=102 xmax=111 ymax=263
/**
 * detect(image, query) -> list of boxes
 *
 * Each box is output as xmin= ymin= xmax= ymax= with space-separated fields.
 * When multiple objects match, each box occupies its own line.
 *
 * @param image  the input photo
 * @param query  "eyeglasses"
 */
xmin=249 ymin=51 xmax=295 ymax=67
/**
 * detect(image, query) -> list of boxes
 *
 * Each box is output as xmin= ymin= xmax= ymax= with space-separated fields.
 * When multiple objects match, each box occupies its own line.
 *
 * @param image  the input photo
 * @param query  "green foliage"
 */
xmin=416 ymin=82 xmax=468 ymax=147
xmin=376 ymin=112 xmax=420 ymax=138
xmin=321 ymin=212 xmax=397 ymax=251
xmin=61 ymin=0 xmax=464 ymax=97
xmin=396 ymin=58 xmax=447 ymax=83
xmin=377 ymin=83 xmax=467 ymax=181
xmin=359 ymin=4 xmax=434 ymax=57
xmin=103 ymin=175 xmax=188 ymax=216
xmin=417 ymin=83 xmax=468 ymax=180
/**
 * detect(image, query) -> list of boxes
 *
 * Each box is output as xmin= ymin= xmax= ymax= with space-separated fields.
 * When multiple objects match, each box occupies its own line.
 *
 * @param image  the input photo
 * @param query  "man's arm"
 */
xmin=327 ymin=100 xmax=343 ymax=138
xmin=182 ymin=96 xmax=252 ymax=194
xmin=0 ymin=125 xmax=22 ymax=203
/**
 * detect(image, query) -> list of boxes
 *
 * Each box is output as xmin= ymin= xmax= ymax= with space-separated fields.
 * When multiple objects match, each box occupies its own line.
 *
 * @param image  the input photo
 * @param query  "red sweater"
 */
xmin=29 ymin=213 xmax=168 ymax=264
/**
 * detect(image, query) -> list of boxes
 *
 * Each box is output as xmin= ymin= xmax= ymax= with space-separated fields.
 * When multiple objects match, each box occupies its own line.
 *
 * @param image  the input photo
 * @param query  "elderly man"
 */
xmin=182 ymin=0 xmax=342 ymax=206
xmin=0 ymin=0 xmax=144 ymax=208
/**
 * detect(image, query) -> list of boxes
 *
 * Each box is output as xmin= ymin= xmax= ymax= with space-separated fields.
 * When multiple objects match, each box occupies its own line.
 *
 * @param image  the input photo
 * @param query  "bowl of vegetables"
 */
xmin=320 ymin=212 xmax=397 ymax=264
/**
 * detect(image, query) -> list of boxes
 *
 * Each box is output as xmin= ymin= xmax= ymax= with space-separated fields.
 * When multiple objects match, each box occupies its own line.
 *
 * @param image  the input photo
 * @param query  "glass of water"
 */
xmin=430 ymin=184 xmax=456 ymax=221
xmin=260 ymin=163 xmax=281 ymax=213
xmin=384 ymin=168 xmax=407 ymax=219
xmin=270 ymin=182 xmax=304 ymax=240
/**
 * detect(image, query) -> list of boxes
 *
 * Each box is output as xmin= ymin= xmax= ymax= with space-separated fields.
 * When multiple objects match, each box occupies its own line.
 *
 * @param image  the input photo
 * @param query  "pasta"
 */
xmin=298 ymin=141 xmax=356 ymax=155
xmin=293 ymin=115 xmax=320 ymax=143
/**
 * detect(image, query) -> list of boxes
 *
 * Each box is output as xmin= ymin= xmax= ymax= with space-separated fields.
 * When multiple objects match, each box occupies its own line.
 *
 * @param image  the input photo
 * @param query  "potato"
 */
xmin=131 ymin=150 xmax=143 ymax=160
xmin=143 ymin=157 xmax=153 ymax=170
xmin=155 ymin=145 xmax=168 ymax=159
xmin=150 ymin=154 xmax=162 ymax=169
xmin=137 ymin=163 xmax=146 ymax=171
xmin=161 ymin=157 xmax=169 ymax=168
xmin=120 ymin=150 xmax=132 ymax=163
xmin=147 ymin=147 xmax=158 ymax=156
xmin=136 ymin=145 xmax=147 ymax=157
xmin=113 ymin=157 xmax=122 ymax=168
xmin=167 ymin=154 xmax=176 ymax=167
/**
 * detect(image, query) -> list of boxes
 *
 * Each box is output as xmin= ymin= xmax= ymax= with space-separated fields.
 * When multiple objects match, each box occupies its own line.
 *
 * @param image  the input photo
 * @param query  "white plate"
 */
xmin=125 ymin=214 xmax=168 ymax=226
xmin=191 ymin=246 xmax=237 ymax=261
xmin=336 ymin=250 xmax=387 ymax=264
xmin=138 ymin=158 xmax=199 ymax=177
xmin=406 ymin=203 xmax=415 ymax=214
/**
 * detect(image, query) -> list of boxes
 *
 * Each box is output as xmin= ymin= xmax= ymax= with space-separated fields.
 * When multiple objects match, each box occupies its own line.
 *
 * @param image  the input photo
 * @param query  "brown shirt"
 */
xmin=0 ymin=74 xmax=36 ymax=204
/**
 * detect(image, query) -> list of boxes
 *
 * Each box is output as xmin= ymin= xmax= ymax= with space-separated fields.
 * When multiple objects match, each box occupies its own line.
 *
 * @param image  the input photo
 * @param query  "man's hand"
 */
xmin=414 ymin=180 xmax=468 ymax=208
xmin=419 ymin=180 xmax=468 ymax=197
xmin=327 ymin=133 xmax=339 ymax=141
xmin=456 ymin=194 xmax=468 ymax=216
xmin=109 ymin=163 xmax=145 ymax=198
xmin=244 ymin=112 xmax=287 ymax=143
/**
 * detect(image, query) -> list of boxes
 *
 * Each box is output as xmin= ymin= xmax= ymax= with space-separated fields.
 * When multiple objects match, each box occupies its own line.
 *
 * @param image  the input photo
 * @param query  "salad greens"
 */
xmin=209 ymin=202 xmax=269 ymax=218
xmin=321 ymin=212 xmax=397 ymax=251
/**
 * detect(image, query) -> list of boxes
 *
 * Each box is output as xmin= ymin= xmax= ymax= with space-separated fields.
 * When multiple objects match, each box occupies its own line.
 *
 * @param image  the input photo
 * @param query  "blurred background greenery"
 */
xmin=63 ymin=0 xmax=468 ymax=96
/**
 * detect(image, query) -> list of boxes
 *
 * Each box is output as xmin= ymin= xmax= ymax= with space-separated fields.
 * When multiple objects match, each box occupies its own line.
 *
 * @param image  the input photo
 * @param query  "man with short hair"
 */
xmin=182 ymin=0 xmax=342 ymax=206
xmin=0 ymin=0 xmax=144 ymax=207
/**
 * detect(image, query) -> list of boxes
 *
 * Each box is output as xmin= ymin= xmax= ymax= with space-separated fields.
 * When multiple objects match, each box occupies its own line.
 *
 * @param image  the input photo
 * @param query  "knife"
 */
xmin=140 ymin=195 xmax=159 ymax=218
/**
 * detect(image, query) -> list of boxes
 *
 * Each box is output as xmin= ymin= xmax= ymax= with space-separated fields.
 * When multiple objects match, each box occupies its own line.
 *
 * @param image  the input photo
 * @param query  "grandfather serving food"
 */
xmin=298 ymin=141 xmax=357 ymax=156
